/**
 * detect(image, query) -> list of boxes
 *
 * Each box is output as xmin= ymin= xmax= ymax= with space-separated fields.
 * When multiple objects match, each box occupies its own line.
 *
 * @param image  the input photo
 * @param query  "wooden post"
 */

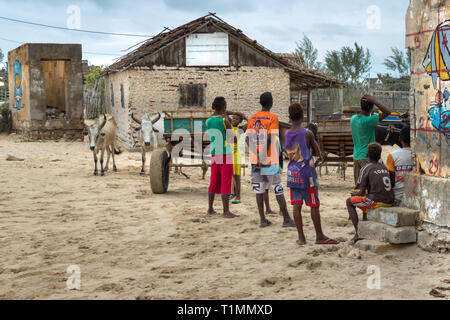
xmin=339 ymin=87 xmax=344 ymax=113
xmin=308 ymin=90 xmax=313 ymax=124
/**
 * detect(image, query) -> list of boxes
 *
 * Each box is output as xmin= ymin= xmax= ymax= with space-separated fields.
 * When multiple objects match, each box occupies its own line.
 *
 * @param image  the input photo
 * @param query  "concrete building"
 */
xmin=404 ymin=0 xmax=450 ymax=251
xmin=8 ymin=43 xmax=84 ymax=140
xmin=103 ymin=14 xmax=342 ymax=147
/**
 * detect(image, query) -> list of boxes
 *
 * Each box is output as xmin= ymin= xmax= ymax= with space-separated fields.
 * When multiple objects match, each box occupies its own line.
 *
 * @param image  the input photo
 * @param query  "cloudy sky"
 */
xmin=0 ymin=0 xmax=409 ymax=77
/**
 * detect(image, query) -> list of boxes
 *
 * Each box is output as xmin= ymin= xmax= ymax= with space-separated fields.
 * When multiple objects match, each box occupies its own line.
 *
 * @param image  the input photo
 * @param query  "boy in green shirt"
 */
xmin=351 ymin=94 xmax=392 ymax=189
xmin=206 ymin=97 xmax=240 ymax=219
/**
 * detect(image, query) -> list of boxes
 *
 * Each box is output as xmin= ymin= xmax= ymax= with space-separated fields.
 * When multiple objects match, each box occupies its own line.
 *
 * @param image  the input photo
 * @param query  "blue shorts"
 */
xmin=290 ymin=187 xmax=320 ymax=207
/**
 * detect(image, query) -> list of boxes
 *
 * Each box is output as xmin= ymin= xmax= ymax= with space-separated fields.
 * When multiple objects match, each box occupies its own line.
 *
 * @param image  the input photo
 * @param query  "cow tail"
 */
xmin=114 ymin=148 xmax=122 ymax=155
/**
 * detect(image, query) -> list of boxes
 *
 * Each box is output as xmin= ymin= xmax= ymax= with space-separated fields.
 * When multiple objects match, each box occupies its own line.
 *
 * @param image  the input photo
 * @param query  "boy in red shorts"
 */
xmin=346 ymin=142 xmax=394 ymax=244
xmin=206 ymin=97 xmax=239 ymax=219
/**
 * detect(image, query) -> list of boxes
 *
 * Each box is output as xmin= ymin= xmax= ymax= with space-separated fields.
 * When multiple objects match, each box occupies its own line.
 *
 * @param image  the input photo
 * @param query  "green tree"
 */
xmin=84 ymin=65 xmax=106 ymax=90
xmin=324 ymin=42 xmax=372 ymax=84
xmin=0 ymin=48 xmax=4 ymax=66
xmin=294 ymin=34 xmax=321 ymax=69
xmin=383 ymin=47 xmax=410 ymax=77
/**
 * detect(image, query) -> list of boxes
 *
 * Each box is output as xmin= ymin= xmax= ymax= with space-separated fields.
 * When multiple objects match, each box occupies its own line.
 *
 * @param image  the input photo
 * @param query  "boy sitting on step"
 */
xmin=346 ymin=142 xmax=394 ymax=244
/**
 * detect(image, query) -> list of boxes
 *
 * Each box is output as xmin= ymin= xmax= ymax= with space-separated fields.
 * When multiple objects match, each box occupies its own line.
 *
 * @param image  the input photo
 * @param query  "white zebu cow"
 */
xmin=84 ymin=114 xmax=120 ymax=176
xmin=131 ymin=113 xmax=163 ymax=175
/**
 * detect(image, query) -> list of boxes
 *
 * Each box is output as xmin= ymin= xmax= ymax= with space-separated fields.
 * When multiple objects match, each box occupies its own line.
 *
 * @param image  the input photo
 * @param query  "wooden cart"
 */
xmin=316 ymin=119 xmax=354 ymax=180
xmin=149 ymin=109 xmax=212 ymax=194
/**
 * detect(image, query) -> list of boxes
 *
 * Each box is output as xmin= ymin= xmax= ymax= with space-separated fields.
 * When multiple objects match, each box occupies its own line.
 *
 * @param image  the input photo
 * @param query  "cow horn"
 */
xmin=99 ymin=114 xmax=107 ymax=131
xmin=131 ymin=113 xmax=142 ymax=124
xmin=151 ymin=112 xmax=161 ymax=124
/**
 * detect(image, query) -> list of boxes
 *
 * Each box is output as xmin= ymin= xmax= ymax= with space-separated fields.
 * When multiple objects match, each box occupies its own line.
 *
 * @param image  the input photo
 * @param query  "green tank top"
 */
xmin=207 ymin=116 xmax=232 ymax=156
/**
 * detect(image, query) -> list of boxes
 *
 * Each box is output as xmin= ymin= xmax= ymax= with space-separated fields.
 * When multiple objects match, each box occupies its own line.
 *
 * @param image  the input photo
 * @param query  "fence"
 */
xmin=372 ymin=90 xmax=409 ymax=112
xmin=0 ymin=89 xmax=9 ymax=102
xmin=83 ymin=78 xmax=105 ymax=119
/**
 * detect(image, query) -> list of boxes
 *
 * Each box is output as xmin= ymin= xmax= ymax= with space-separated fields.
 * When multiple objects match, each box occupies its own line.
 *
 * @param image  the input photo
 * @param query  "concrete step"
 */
xmin=367 ymin=207 xmax=419 ymax=227
xmin=354 ymin=240 xmax=411 ymax=253
xmin=358 ymin=221 xmax=417 ymax=244
xmin=354 ymin=240 xmax=393 ymax=253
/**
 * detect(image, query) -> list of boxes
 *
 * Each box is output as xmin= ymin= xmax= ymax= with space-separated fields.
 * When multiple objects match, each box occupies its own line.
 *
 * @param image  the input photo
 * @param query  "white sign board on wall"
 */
xmin=185 ymin=32 xmax=229 ymax=66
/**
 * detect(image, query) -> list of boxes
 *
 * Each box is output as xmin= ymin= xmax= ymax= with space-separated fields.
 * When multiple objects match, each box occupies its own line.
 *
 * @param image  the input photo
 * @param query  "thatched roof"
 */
xmin=105 ymin=13 xmax=343 ymax=89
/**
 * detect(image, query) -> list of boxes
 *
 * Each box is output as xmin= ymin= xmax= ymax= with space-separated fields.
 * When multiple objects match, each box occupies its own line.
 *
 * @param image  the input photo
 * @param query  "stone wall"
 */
xmin=105 ymin=66 xmax=291 ymax=146
xmin=105 ymin=70 xmax=132 ymax=145
xmin=406 ymin=1 xmax=450 ymax=178
xmin=404 ymin=0 xmax=449 ymax=249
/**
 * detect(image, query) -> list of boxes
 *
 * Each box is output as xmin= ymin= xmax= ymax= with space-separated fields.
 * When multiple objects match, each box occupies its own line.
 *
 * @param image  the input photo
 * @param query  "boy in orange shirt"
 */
xmin=247 ymin=92 xmax=295 ymax=228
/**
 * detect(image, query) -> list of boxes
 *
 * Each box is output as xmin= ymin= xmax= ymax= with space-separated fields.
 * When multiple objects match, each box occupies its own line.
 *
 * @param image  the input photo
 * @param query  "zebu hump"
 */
xmin=100 ymin=116 xmax=117 ymax=141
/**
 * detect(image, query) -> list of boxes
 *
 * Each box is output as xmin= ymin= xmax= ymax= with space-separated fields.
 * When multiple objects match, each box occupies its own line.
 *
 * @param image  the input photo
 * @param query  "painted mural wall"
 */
xmin=406 ymin=0 xmax=450 ymax=178
xmin=8 ymin=44 xmax=29 ymax=124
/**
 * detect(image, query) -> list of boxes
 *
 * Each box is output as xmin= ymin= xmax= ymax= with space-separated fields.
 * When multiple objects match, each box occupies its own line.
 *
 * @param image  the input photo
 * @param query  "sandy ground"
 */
xmin=0 ymin=133 xmax=449 ymax=300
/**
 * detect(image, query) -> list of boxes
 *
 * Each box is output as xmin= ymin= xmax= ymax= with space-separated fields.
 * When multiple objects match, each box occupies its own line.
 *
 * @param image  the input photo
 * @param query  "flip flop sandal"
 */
xmin=232 ymin=200 xmax=241 ymax=204
xmin=316 ymin=238 xmax=340 ymax=245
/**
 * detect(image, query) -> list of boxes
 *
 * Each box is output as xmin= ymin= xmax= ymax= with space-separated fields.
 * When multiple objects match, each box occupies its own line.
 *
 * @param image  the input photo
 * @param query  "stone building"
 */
xmin=404 ymin=0 xmax=450 ymax=251
xmin=103 ymin=14 xmax=342 ymax=147
xmin=8 ymin=43 xmax=84 ymax=140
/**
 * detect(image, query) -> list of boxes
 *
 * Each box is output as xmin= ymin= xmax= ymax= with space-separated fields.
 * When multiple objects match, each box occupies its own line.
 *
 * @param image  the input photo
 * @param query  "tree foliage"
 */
xmin=84 ymin=65 xmax=106 ymax=90
xmin=0 ymin=102 xmax=12 ymax=133
xmin=324 ymin=42 xmax=372 ymax=84
xmin=294 ymin=34 xmax=321 ymax=69
xmin=0 ymin=48 xmax=4 ymax=66
xmin=383 ymin=47 xmax=410 ymax=77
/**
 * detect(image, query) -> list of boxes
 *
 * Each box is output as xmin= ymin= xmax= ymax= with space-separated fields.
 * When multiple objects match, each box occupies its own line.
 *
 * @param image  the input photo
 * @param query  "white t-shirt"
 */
xmin=386 ymin=148 xmax=414 ymax=201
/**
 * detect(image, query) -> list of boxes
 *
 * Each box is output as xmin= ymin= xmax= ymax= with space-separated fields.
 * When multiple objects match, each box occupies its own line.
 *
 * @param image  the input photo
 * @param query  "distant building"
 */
xmin=82 ymin=60 xmax=90 ymax=83
xmin=8 ymin=43 xmax=84 ymax=140
xmin=103 ymin=14 xmax=342 ymax=147
xmin=363 ymin=76 xmax=410 ymax=111
xmin=363 ymin=77 xmax=384 ymax=90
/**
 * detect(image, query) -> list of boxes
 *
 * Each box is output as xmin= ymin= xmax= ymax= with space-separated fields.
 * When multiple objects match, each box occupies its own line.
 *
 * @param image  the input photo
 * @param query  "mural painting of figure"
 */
xmin=13 ymin=60 xmax=22 ymax=111
xmin=423 ymin=20 xmax=450 ymax=140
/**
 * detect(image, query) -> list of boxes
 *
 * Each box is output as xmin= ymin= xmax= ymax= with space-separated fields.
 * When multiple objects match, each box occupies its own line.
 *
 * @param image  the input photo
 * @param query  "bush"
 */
xmin=0 ymin=102 xmax=12 ymax=133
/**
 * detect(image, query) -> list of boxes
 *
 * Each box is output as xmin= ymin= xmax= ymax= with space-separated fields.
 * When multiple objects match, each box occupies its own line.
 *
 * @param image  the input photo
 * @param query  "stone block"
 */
xmin=354 ymin=240 xmax=392 ymax=253
xmin=385 ymin=226 xmax=417 ymax=244
xmin=358 ymin=221 xmax=417 ymax=244
xmin=368 ymin=207 xmax=418 ymax=227
xmin=418 ymin=227 xmax=450 ymax=253
xmin=355 ymin=240 xmax=412 ymax=253
xmin=358 ymin=221 xmax=386 ymax=242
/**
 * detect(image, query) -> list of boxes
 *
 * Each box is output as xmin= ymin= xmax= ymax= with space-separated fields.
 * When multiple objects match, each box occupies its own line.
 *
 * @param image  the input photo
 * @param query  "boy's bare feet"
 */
xmin=223 ymin=212 xmax=240 ymax=219
xmin=296 ymin=239 xmax=307 ymax=245
xmin=207 ymin=209 xmax=218 ymax=215
xmin=259 ymin=219 xmax=273 ymax=228
xmin=282 ymin=219 xmax=296 ymax=228
xmin=266 ymin=209 xmax=277 ymax=215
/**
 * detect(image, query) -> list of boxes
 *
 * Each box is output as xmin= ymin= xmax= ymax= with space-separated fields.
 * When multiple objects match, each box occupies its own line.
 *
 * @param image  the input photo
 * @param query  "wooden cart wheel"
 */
xmin=150 ymin=149 xmax=170 ymax=194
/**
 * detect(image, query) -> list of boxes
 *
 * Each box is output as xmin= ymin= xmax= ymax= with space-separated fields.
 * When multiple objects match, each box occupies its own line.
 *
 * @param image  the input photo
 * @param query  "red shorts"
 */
xmin=350 ymin=196 xmax=391 ymax=214
xmin=290 ymin=187 xmax=320 ymax=207
xmin=208 ymin=154 xmax=233 ymax=195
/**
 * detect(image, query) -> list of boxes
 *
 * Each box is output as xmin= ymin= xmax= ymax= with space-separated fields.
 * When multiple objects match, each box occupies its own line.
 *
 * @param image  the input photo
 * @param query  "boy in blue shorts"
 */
xmin=285 ymin=103 xmax=339 ymax=245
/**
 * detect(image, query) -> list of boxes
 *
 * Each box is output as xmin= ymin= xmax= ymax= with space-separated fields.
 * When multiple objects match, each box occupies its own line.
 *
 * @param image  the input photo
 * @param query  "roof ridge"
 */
xmin=103 ymin=14 xmax=343 ymax=88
